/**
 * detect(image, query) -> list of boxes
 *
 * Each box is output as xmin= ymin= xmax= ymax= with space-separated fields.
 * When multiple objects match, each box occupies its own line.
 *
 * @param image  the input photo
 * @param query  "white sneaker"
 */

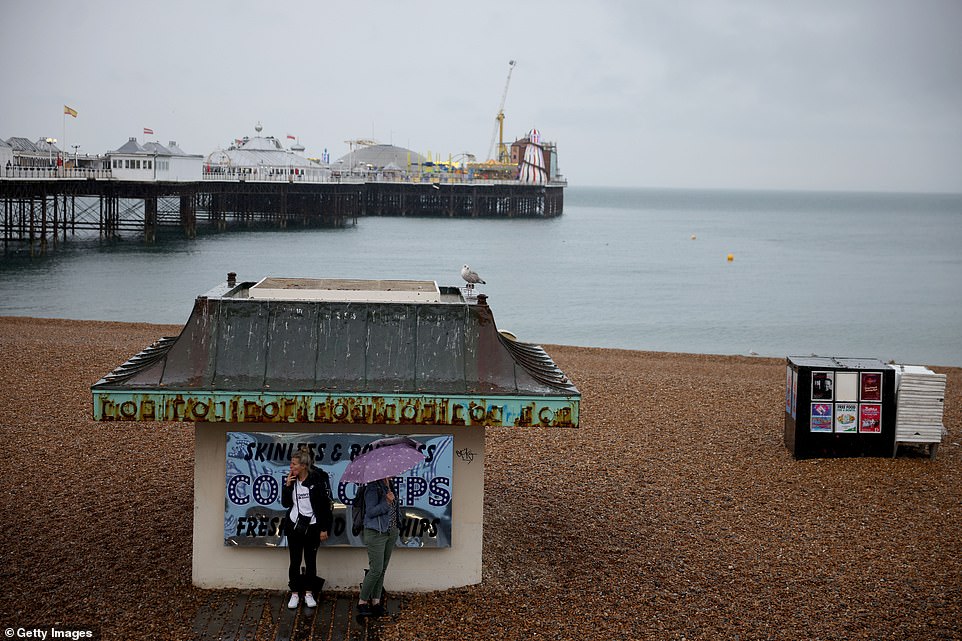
xmin=287 ymin=592 xmax=299 ymax=609
xmin=304 ymin=591 xmax=317 ymax=608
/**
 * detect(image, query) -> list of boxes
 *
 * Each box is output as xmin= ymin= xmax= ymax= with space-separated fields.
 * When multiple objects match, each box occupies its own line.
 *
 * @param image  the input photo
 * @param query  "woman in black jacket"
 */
xmin=281 ymin=447 xmax=333 ymax=609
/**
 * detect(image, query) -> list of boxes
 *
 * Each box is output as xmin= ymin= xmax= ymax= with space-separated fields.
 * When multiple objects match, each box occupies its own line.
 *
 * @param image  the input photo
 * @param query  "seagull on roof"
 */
xmin=461 ymin=264 xmax=485 ymax=287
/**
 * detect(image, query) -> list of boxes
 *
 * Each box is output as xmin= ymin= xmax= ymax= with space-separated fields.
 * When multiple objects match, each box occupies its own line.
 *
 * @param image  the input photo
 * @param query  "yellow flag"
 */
xmin=64 ymin=105 xmax=78 ymax=118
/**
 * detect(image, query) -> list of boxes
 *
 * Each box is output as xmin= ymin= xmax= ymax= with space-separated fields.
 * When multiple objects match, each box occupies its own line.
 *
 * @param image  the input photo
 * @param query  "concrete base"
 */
xmin=192 ymin=422 xmax=485 ymax=592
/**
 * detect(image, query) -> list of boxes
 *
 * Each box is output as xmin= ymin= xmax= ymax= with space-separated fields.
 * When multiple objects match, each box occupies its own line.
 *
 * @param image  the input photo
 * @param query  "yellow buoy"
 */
xmin=727 ymin=253 xmax=734 ymax=262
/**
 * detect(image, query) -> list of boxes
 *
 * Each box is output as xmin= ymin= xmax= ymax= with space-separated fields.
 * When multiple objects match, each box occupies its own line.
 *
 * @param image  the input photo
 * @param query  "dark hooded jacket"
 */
xmin=281 ymin=466 xmax=334 ymax=535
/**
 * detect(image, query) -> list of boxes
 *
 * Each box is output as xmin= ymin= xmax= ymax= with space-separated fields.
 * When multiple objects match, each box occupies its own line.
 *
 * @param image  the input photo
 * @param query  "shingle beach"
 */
xmin=1 ymin=317 xmax=959 ymax=640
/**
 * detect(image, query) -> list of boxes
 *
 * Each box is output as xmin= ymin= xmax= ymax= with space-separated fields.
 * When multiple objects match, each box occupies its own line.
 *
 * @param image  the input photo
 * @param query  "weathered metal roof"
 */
xmin=787 ymin=356 xmax=891 ymax=370
xmin=92 ymin=279 xmax=580 ymax=427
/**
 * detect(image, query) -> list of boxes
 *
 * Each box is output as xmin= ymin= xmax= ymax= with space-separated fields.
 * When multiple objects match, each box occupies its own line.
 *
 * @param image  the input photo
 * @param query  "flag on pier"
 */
xmin=144 ymin=127 xmax=154 ymax=135
xmin=64 ymin=105 xmax=78 ymax=118
xmin=287 ymin=135 xmax=296 ymax=140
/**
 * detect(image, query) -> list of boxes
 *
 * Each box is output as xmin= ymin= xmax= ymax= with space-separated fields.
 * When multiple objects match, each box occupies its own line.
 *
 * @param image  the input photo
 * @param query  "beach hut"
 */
xmin=91 ymin=275 xmax=580 ymax=591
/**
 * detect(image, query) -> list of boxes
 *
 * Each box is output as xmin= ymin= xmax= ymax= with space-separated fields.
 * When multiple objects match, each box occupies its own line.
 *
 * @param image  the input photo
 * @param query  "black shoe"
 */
xmin=371 ymin=603 xmax=385 ymax=617
xmin=355 ymin=603 xmax=373 ymax=624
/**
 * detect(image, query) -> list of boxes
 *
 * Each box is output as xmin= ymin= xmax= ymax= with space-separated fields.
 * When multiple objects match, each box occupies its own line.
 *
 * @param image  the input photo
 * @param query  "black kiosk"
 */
xmin=784 ymin=356 xmax=896 ymax=459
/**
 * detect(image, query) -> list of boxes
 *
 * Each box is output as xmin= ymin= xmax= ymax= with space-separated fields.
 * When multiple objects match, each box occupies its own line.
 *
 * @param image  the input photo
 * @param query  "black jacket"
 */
xmin=281 ymin=467 xmax=334 ymax=534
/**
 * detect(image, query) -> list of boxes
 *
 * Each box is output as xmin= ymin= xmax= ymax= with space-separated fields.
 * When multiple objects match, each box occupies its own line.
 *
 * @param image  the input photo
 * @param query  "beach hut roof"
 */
xmin=92 ymin=276 xmax=579 ymax=428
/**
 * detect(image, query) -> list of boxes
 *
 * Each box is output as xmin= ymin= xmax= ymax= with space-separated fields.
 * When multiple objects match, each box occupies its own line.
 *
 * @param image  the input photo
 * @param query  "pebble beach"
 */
xmin=1 ymin=316 xmax=959 ymax=640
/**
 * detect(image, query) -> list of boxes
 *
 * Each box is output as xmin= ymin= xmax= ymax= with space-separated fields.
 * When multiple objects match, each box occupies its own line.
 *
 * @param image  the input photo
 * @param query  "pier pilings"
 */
xmin=0 ymin=179 xmax=563 ymax=254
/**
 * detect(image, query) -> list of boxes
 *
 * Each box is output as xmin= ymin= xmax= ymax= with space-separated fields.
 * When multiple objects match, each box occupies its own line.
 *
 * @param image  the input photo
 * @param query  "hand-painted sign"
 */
xmin=224 ymin=432 xmax=453 ymax=548
xmin=94 ymin=391 xmax=578 ymax=428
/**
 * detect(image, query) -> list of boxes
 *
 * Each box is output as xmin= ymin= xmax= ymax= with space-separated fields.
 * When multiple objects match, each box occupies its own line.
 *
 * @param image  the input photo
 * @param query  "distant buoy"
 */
xmin=690 ymin=234 xmax=697 ymax=240
xmin=727 ymin=253 xmax=734 ymax=262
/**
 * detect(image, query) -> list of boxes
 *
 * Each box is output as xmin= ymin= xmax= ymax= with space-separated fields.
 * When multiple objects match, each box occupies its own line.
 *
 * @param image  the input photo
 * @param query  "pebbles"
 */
xmin=1 ymin=319 xmax=960 ymax=640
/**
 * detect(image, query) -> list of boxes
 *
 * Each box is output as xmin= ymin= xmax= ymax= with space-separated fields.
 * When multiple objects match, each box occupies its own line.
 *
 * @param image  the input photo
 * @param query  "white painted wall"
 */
xmin=168 ymin=155 xmax=202 ymax=181
xmin=107 ymin=153 xmax=202 ymax=181
xmin=192 ymin=422 xmax=485 ymax=592
xmin=108 ymin=154 xmax=155 ymax=181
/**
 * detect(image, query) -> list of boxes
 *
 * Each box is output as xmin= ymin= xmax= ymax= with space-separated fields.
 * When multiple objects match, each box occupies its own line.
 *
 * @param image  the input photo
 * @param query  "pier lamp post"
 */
xmin=45 ymin=137 xmax=57 ymax=167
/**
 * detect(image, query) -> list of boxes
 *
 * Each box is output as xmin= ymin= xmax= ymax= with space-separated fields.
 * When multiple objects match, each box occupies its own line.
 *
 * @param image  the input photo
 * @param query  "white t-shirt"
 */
xmin=290 ymin=479 xmax=316 ymax=525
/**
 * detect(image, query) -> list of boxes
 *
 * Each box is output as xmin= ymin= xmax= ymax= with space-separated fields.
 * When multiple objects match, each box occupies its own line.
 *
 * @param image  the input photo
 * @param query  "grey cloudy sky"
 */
xmin=2 ymin=0 xmax=960 ymax=192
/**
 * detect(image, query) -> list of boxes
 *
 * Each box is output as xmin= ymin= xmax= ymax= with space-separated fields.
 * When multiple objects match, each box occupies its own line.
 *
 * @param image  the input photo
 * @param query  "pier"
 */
xmin=0 ymin=175 xmax=564 ymax=254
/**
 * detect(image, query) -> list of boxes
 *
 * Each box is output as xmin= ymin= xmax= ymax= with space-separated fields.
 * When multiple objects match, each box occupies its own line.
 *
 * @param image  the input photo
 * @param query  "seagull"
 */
xmin=461 ymin=264 xmax=485 ymax=288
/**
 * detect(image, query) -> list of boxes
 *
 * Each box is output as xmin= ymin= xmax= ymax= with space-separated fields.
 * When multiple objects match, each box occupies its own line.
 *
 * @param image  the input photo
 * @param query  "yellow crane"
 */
xmin=487 ymin=60 xmax=516 ymax=163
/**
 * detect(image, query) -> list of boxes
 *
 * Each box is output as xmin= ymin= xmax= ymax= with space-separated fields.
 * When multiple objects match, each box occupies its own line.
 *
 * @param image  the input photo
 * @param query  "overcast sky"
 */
xmin=2 ymin=0 xmax=960 ymax=193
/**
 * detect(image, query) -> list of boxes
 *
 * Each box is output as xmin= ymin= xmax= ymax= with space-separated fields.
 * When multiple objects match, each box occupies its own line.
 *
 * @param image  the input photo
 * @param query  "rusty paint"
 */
xmin=93 ymin=391 xmax=578 ymax=428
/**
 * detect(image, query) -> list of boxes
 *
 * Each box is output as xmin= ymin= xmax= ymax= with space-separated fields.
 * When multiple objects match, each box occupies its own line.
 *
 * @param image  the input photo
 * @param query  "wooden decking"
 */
xmin=192 ymin=590 xmax=401 ymax=641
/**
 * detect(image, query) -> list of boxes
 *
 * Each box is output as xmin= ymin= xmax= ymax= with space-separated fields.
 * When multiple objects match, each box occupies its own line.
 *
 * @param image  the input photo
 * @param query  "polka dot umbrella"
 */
xmin=341 ymin=436 xmax=427 ymax=484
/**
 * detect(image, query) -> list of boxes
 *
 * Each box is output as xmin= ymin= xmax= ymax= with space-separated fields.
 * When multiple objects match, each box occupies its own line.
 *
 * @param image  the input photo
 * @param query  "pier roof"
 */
xmin=34 ymin=139 xmax=62 ymax=153
xmin=91 ymin=277 xmax=579 ymax=428
xmin=142 ymin=142 xmax=174 ymax=156
xmin=7 ymin=137 xmax=39 ymax=152
xmin=208 ymin=134 xmax=322 ymax=169
xmin=114 ymin=137 xmax=145 ymax=153
xmin=335 ymin=144 xmax=427 ymax=170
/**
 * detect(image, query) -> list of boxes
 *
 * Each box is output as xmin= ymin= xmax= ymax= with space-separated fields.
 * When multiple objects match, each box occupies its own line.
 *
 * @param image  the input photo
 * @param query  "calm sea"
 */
xmin=2 ymin=186 xmax=961 ymax=366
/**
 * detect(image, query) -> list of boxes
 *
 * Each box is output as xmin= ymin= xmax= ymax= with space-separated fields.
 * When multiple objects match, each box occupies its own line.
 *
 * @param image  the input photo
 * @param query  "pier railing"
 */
xmin=2 ymin=166 xmax=113 ymax=180
xmin=198 ymin=172 xmax=565 ymax=187
xmin=2 ymin=165 xmax=564 ymax=187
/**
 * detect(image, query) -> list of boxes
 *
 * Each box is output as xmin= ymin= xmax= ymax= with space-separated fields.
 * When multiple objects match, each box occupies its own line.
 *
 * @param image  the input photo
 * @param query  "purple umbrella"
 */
xmin=341 ymin=436 xmax=426 ymax=484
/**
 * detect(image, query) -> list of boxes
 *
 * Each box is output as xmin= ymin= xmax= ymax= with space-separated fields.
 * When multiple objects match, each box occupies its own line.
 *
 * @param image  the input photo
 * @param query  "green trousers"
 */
xmin=360 ymin=527 xmax=398 ymax=601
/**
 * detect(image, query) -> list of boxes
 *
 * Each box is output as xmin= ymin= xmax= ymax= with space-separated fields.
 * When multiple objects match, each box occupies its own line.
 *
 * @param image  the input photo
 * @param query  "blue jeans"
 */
xmin=360 ymin=527 xmax=397 ymax=601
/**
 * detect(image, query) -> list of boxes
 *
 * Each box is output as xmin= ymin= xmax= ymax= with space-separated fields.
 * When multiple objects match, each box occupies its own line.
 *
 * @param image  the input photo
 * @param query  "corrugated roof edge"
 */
xmin=498 ymin=333 xmax=579 ymax=394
